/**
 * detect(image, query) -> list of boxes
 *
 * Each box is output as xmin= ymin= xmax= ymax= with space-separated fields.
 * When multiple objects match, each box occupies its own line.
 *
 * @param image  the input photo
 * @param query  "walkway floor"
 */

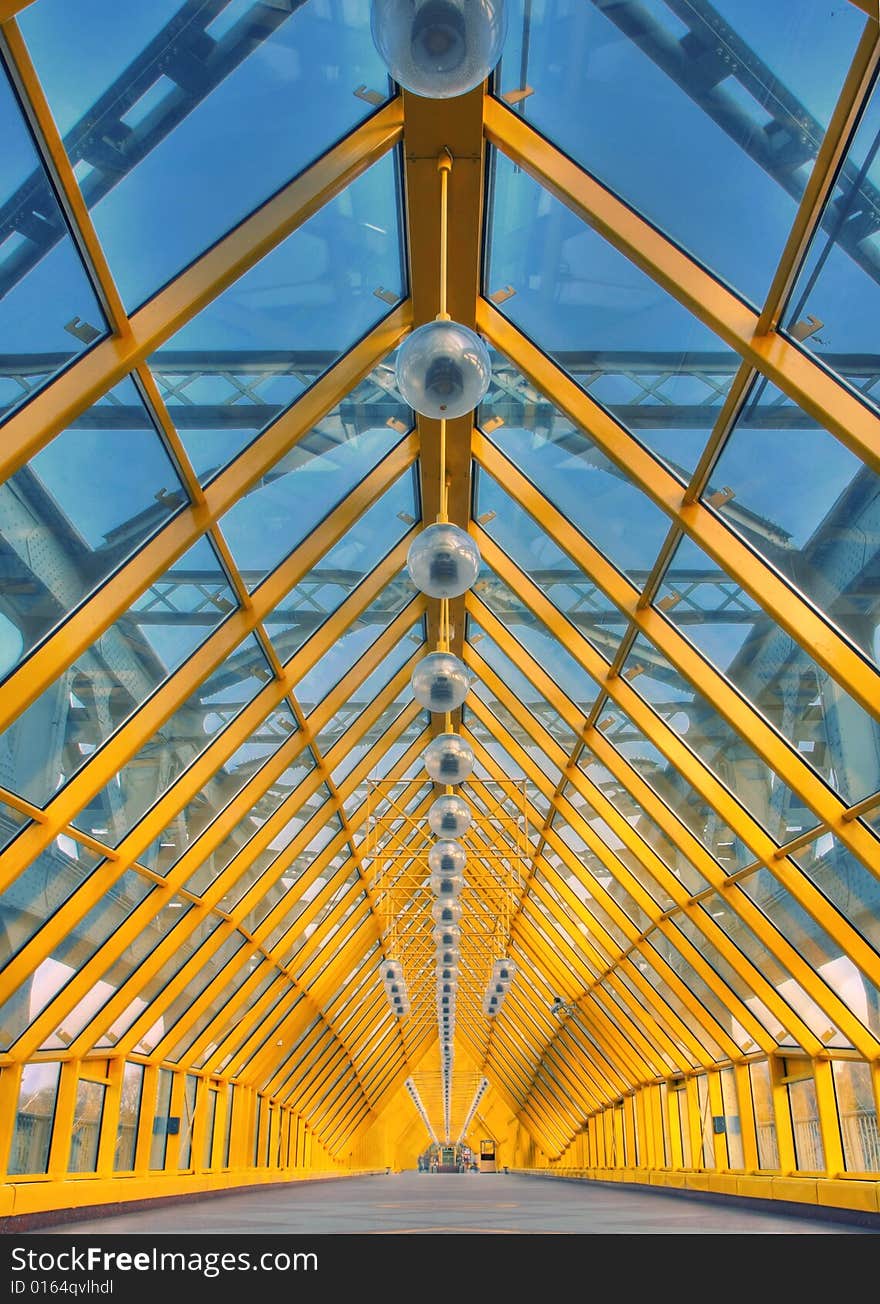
xmin=18 ymin=1171 xmax=880 ymax=1235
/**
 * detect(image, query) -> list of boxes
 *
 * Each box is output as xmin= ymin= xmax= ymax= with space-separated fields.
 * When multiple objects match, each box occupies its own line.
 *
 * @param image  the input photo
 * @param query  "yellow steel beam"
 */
xmin=0 ymin=100 xmax=406 ymax=483
xmin=484 ymin=100 xmax=880 ymax=476
xmin=469 ymin=481 xmax=879 ymax=878
xmin=467 ymin=596 xmax=880 ymax=1046
xmin=0 ymin=343 xmax=414 ymax=735
xmin=473 ymin=323 xmax=880 ymax=726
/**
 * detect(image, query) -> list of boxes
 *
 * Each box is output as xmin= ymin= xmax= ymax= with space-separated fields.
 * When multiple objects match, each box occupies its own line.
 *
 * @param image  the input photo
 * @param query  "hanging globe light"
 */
xmin=429 ymin=869 xmax=465 ymax=898
xmin=437 ymin=942 xmax=460 ymax=965
xmin=430 ymin=897 xmax=462 ymax=926
xmin=432 ymin=921 xmax=461 ymax=948
xmin=407 ymin=521 xmax=481 ymax=600
xmin=370 ymin=0 xmax=508 ymax=100
xmin=423 ymin=732 xmax=474 ymax=783
xmin=411 ymin=651 xmax=470 ymax=713
xmin=395 ymin=320 xmax=492 ymax=420
xmin=428 ymin=793 xmax=472 ymax=838
xmin=427 ymin=838 xmax=467 ymax=876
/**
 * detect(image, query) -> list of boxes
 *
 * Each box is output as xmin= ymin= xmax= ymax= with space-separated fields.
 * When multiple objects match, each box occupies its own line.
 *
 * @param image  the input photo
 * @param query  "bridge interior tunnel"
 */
xmin=0 ymin=0 xmax=879 ymax=1225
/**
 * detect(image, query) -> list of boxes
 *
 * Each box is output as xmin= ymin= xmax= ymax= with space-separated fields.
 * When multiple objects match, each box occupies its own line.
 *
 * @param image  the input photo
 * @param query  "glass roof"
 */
xmin=0 ymin=0 xmax=878 ymax=1169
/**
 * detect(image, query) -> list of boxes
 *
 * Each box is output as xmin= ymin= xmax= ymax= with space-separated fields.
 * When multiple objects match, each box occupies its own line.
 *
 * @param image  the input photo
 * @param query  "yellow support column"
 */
xmin=735 ymin=1062 xmax=760 ymax=1174
xmin=769 ymin=1057 xmax=797 ymax=1175
xmin=0 ymin=1064 xmax=22 ymax=1175
xmin=96 ymin=1059 xmax=124 ymax=1179
xmin=814 ymin=1058 xmax=845 ymax=1178
xmin=47 ymin=1061 xmax=79 ymax=1179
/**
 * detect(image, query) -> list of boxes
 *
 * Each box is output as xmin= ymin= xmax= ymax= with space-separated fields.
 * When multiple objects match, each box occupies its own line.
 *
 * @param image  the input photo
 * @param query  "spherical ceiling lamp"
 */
xmin=432 ymin=921 xmax=461 ymax=948
xmin=428 ymin=793 xmax=472 ymax=838
xmin=430 ymin=897 xmax=462 ymax=926
xmin=407 ymin=521 xmax=481 ymax=600
xmin=427 ymin=838 xmax=467 ymax=876
xmin=411 ymin=651 xmax=470 ymax=713
xmin=395 ymin=320 xmax=491 ymax=420
xmin=429 ymin=870 xmax=464 ymax=898
xmin=423 ymin=732 xmax=474 ymax=784
xmin=437 ymin=944 xmax=460 ymax=965
xmin=370 ymin=0 xmax=508 ymax=100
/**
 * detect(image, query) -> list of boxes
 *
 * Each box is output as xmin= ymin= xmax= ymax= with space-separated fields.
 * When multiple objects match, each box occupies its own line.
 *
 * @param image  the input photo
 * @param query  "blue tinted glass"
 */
xmin=795 ymin=833 xmax=880 ymax=953
xmin=623 ymin=631 xmax=818 ymax=846
xmin=21 ymin=0 xmax=393 ymax=308
xmin=0 ymin=72 xmax=105 ymax=424
xmin=0 ymin=801 xmax=28 ymax=852
xmin=295 ymin=570 xmax=416 ymax=714
xmin=471 ymin=678 xmax=567 ymax=784
xmin=0 ymin=534 xmax=237 ymax=808
xmin=220 ymin=426 xmax=405 ymax=591
xmin=783 ymin=73 xmax=880 ymax=414
xmin=264 ymin=469 xmax=417 ymax=664
xmin=0 ymin=375 xmax=189 ymax=682
xmin=496 ymin=0 xmax=863 ymax=305
xmin=555 ymin=800 xmax=667 ymax=918
xmin=709 ymin=380 xmax=880 ymax=669
xmin=468 ymin=618 xmax=577 ymax=757
xmin=596 ymin=703 xmax=751 ymax=874
xmin=656 ymin=532 xmax=880 ymax=806
xmin=161 ymin=349 xmax=411 ymax=488
xmin=474 ymin=468 xmax=629 ymax=660
xmin=71 ymin=633 xmax=272 ymax=843
xmin=485 ymin=150 xmax=738 ymax=465
xmin=0 ymin=836 xmax=102 ymax=977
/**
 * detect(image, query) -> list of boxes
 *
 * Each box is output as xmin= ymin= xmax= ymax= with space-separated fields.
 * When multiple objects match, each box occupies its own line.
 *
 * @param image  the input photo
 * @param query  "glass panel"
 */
xmin=166 ymin=948 xmax=257 ymax=1063
xmin=137 ymin=934 xmax=247 ymax=1055
xmin=295 ymin=570 xmax=416 ymax=713
xmin=495 ymin=0 xmax=863 ymax=306
xmin=720 ymin=1067 xmax=745 ymax=1169
xmin=0 ymin=375 xmax=189 ymax=683
xmin=7 ymin=1062 xmax=60 ymax=1175
xmin=149 ymin=1067 xmax=173 ymax=1170
xmin=595 ymin=702 xmax=751 ymax=873
xmin=832 ymin=1059 xmax=880 ymax=1172
xmin=462 ymin=709 xmax=551 ymax=821
xmin=474 ymin=467 xmax=629 ymax=660
xmin=220 ymin=431 xmax=407 ymax=594
xmin=614 ymin=964 xmax=699 ymax=1071
xmin=707 ymin=380 xmax=880 ymax=669
xmin=623 ymin=631 xmax=817 ymax=846
xmin=36 ymin=889 xmax=185 ymax=1052
xmin=233 ymin=795 xmax=340 ymax=929
xmin=794 ymin=833 xmax=880 ymax=956
xmin=0 ymin=837 xmax=103 ymax=972
xmin=143 ymin=716 xmax=307 ymax=882
xmin=675 ymin=906 xmax=783 ymax=1048
xmin=69 ymin=1078 xmax=105 ymax=1173
xmin=149 ymin=148 xmax=404 ymax=402
xmin=179 ymin=1073 xmax=198 ymax=1170
xmin=575 ymin=755 xmax=709 ymax=896
xmin=783 ymin=76 xmax=880 ymax=417
xmin=1 ymin=533 xmax=237 ymax=809
xmin=788 ymin=1073 xmax=825 ymax=1171
xmin=643 ymin=930 xmax=732 ymax=1059
xmin=697 ymin=1074 xmax=715 ymax=1168
xmin=0 ymin=871 xmax=155 ymax=1051
xmin=72 ymin=633 xmax=272 ymax=844
xmin=553 ymin=815 xmax=655 ymax=927
xmin=480 ymin=361 xmax=671 ymax=586
xmin=485 ymin=150 xmax=738 ymax=458
xmin=0 ymin=802 xmax=28 ymax=852
xmin=223 ymin=1084 xmax=234 ymax=1167
xmin=656 ymin=533 xmax=880 ymax=807
xmin=468 ymin=617 xmax=577 ymax=752
xmin=114 ymin=1062 xmax=143 ymax=1171
xmin=0 ymin=72 xmax=105 ymax=426
xmin=471 ymin=679 xmax=568 ymax=783
xmin=22 ymin=0 xmax=394 ymax=309
xmin=192 ymin=964 xmax=279 ymax=1072
xmin=318 ymin=656 xmax=418 ymax=787
xmin=202 ymin=1087 xmax=217 ymax=1169
xmin=264 ymin=468 xmax=417 ymax=665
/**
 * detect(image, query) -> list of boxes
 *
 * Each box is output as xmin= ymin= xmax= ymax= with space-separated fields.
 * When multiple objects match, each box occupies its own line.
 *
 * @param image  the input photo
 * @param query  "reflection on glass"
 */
xmin=295 ymin=569 xmax=416 ymax=713
xmin=832 ymin=1059 xmax=880 ymax=1172
xmin=783 ymin=76 xmax=880 ymax=417
xmin=263 ymin=468 xmax=417 ymax=665
xmin=788 ymin=1071 xmax=826 ymax=1171
xmin=676 ymin=905 xmax=782 ymax=1049
xmin=0 ymin=71 xmax=105 ymax=426
xmin=69 ymin=1079 xmax=105 ymax=1173
xmin=720 ymin=1066 xmax=745 ymax=1169
xmin=495 ymin=0 xmax=861 ymax=306
xmin=137 ymin=934 xmax=246 ymax=1056
xmin=643 ymin=928 xmax=732 ymax=1061
xmin=234 ymin=791 xmax=340 ymax=933
xmin=319 ymin=658 xmax=417 ymax=788
xmin=178 ymin=1073 xmax=198 ymax=1171
xmin=0 ymin=837 xmax=103 ymax=973
xmin=480 ymin=364 xmax=670 ymax=585
xmin=0 ymin=375 xmax=190 ymax=684
xmin=708 ymin=380 xmax=880 ymax=668
xmin=553 ymin=810 xmax=656 ymax=927
xmin=614 ymin=964 xmax=699 ymax=1071
xmin=0 ymin=869 xmax=153 ymax=1051
xmin=485 ymin=150 xmax=737 ymax=462
xmin=0 ymin=534 xmax=237 ymax=809
xmin=623 ymin=631 xmax=817 ymax=847
xmin=468 ymin=616 xmax=577 ymax=753
xmin=474 ymin=468 xmax=629 ymax=660
xmin=596 ymin=703 xmax=751 ymax=874
xmin=794 ymin=832 xmax=880 ymax=954
xmin=114 ymin=1062 xmax=143 ymax=1172
xmin=22 ymin=0 xmax=394 ymax=308
xmin=166 ymin=948 xmax=256 ymax=1064
xmin=192 ymin=964 xmax=279 ymax=1071
xmin=149 ymin=1067 xmax=173 ymax=1170
xmin=72 ymin=633 xmax=272 ymax=844
xmin=8 ymin=1062 xmax=60 ymax=1175
xmin=656 ymin=533 xmax=880 ymax=807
